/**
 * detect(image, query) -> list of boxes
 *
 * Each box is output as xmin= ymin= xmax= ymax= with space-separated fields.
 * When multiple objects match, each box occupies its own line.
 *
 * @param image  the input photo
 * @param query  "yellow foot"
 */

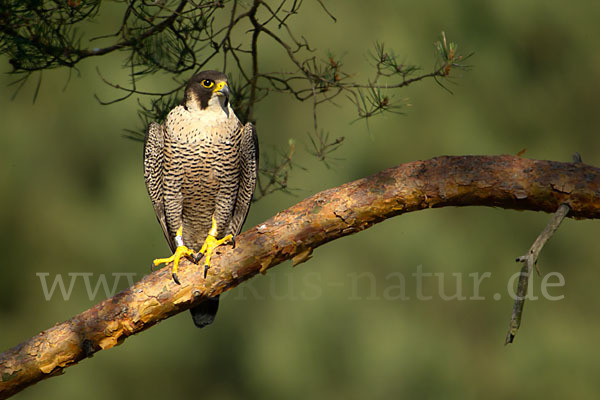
xmin=152 ymin=244 xmax=194 ymax=285
xmin=194 ymin=217 xmax=234 ymax=278
xmin=195 ymin=233 xmax=233 ymax=278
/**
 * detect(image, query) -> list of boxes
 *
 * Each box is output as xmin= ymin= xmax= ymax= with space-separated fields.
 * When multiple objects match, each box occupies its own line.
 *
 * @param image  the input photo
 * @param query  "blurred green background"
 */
xmin=2 ymin=0 xmax=600 ymax=399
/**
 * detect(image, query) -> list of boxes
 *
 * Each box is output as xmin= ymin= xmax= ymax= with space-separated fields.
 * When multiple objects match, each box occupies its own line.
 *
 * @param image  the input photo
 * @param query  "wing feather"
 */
xmin=143 ymin=122 xmax=176 ymax=252
xmin=229 ymin=122 xmax=259 ymax=236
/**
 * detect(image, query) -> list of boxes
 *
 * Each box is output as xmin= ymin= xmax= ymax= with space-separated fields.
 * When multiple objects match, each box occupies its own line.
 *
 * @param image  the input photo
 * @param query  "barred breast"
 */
xmin=162 ymin=104 xmax=243 ymax=251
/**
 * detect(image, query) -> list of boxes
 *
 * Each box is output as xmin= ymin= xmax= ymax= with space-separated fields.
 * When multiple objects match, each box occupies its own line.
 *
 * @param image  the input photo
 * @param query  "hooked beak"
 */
xmin=213 ymin=81 xmax=230 ymax=99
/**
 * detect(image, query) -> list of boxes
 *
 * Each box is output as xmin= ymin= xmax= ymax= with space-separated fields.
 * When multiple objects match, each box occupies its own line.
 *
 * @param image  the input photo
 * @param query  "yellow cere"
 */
xmin=213 ymin=81 xmax=227 ymax=93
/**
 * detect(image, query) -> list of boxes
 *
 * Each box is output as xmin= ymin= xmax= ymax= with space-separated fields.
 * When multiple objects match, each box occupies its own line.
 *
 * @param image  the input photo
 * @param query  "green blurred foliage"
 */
xmin=1 ymin=1 xmax=600 ymax=399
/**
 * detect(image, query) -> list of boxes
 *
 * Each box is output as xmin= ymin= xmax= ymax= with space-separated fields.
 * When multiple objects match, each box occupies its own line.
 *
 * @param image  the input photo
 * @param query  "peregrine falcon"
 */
xmin=143 ymin=70 xmax=258 ymax=327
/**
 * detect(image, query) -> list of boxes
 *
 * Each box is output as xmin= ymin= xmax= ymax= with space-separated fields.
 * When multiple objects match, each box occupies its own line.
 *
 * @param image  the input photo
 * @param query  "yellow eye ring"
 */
xmin=201 ymin=79 xmax=214 ymax=88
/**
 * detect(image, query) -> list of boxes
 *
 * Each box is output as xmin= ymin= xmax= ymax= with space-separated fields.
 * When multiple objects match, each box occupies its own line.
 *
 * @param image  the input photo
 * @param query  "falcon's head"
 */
xmin=184 ymin=70 xmax=231 ymax=111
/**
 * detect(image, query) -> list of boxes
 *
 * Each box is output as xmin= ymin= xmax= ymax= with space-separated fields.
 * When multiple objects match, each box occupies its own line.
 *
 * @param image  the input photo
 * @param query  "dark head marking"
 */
xmin=185 ymin=70 xmax=229 ymax=110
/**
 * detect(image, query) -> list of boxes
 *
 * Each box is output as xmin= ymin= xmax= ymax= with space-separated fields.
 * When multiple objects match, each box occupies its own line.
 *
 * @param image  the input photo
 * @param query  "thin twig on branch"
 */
xmin=1 ymin=155 xmax=599 ymax=398
xmin=505 ymin=203 xmax=571 ymax=344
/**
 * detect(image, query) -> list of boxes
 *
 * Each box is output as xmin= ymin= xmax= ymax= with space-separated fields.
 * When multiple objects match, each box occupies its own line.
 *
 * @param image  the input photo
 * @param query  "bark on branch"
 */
xmin=1 ymin=155 xmax=599 ymax=398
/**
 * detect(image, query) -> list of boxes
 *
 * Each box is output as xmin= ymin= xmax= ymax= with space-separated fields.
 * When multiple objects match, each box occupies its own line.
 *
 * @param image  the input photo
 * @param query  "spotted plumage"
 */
xmin=144 ymin=71 xmax=258 ymax=328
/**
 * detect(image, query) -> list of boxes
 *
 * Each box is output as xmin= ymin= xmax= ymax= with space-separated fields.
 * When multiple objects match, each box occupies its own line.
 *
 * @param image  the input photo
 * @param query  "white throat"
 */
xmin=207 ymin=95 xmax=230 ymax=117
xmin=186 ymin=91 xmax=230 ymax=118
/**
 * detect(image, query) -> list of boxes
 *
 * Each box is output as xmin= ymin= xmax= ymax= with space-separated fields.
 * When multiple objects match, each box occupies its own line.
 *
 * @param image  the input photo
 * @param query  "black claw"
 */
xmin=172 ymin=273 xmax=181 ymax=285
xmin=230 ymin=236 xmax=236 ymax=249
xmin=203 ymin=264 xmax=209 ymax=279
xmin=193 ymin=252 xmax=205 ymax=264
xmin=150 ymin=262 xmax=155 ymax=272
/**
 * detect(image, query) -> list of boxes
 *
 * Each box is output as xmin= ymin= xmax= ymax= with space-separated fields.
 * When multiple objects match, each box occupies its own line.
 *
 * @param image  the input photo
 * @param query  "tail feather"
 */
xmin=189 ymin=295 xmax=220 ymax=328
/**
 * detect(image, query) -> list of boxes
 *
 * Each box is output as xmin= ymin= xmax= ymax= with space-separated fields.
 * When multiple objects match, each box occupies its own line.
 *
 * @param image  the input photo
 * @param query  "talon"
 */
xmin=196 ymin=217 xmax=233 ymax=279
xmin=152 ymin=242 xmax=194 ymax=285
xmin=193 ymin=252 xmax=205 ymax=264
xmin=230 ymin=236 xmax=236 ymax=249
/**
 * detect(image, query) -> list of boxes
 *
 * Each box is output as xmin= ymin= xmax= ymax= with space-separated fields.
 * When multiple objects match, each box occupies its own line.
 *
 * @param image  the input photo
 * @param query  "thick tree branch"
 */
xmin=1 ymin=155 xmax=599 ymax=398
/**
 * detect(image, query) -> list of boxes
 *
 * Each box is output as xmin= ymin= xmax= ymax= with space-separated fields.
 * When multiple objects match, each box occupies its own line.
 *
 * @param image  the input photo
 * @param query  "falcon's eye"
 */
xmin=201 ymin=79 xmax=214 ymax=88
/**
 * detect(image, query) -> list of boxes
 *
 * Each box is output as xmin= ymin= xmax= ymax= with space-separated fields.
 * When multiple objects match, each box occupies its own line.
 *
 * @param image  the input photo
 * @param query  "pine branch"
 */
xmin=1 ymin=155 xmax=599 ymax=399
xmin=2 ymin=0 xmax=472 ymax=198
